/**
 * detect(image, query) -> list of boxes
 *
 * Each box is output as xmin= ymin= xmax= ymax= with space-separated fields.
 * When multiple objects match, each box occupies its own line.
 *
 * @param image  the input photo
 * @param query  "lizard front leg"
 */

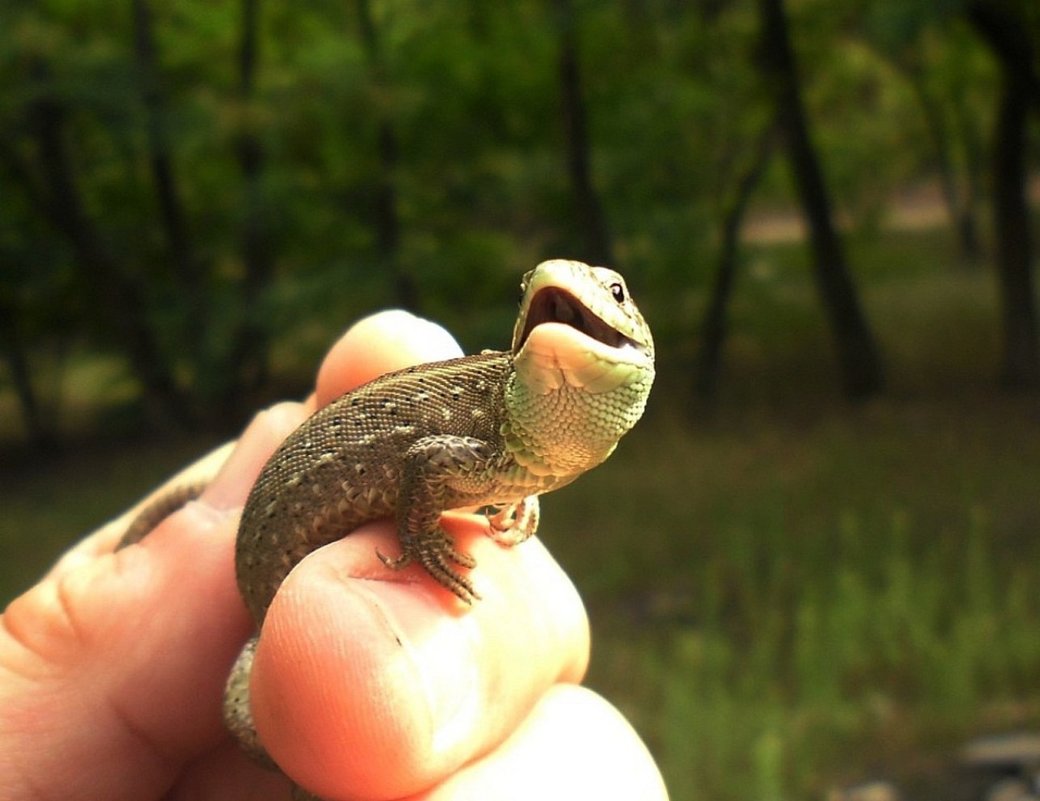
xmin=378 ymin=434 xmax=513 ymax=603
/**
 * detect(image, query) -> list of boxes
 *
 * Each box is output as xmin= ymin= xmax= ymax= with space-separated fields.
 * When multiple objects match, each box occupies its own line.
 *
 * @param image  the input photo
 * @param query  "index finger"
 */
xmin=315 ymin=310 xmax=466 ymax=406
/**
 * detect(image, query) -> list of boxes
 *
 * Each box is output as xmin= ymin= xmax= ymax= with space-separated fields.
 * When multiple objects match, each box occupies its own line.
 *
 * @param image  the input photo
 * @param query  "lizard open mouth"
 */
xmin=518 ymin=287 xmax=635 ymax=351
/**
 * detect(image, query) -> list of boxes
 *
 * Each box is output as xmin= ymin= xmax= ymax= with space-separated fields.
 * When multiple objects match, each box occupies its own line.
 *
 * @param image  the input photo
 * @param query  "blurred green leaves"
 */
xmin=0 ymin=0 xmax=1020 ymax=438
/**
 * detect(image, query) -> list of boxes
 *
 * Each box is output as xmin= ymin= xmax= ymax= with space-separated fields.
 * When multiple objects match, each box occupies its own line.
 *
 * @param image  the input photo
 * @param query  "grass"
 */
xmin=0 ymin=434 xmax=221 ymax=595
xmin=2 ymin=224 xmax=1039 ymax=799
xmin=548 ymin=394 xmax=1040 ymax=800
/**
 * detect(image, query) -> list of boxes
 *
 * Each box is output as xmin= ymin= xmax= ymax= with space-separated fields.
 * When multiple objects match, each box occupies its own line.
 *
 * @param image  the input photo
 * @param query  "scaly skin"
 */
xmin=122 ymin=259 xmax=655 ymax=798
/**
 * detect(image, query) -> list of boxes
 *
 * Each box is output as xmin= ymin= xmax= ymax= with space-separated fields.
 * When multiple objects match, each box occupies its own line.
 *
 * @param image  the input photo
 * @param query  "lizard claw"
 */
xmin=420 ymin=556 xmax=481 ymax=604
xmin=378 ymin=531 xmax=481 ymax=604
xmin=376 ymin=548 xmax=411 ymax=570
xmin=485 ymin=495 xmax=540 ymax=546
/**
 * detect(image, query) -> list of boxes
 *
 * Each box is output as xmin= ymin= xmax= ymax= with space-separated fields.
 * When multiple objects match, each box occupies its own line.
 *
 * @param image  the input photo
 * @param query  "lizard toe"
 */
xmin=419 ymin=541 xmax=480 ymax=603
xmin=376 ymin=548 xmax=412 ymax=570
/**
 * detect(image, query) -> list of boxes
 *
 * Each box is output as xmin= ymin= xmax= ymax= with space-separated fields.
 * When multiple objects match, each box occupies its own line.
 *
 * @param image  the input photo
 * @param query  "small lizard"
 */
xmin=121 ymin=258 xmax=655 ymax=798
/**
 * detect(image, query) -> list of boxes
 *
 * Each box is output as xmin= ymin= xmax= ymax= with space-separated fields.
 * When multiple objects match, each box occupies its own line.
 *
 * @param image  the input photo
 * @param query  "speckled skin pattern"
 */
xmin=123 ymin=259 xmax=655 ymax=799
xmin=235 ymin=351 xmax=552 ymax=620
xmin=237 ymin=259 xmax=655 ymax=620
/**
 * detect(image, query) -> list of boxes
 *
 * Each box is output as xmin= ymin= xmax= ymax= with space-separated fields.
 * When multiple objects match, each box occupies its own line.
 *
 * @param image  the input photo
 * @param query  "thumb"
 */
xmin=0 ymin=404 xmax=302 ymax=801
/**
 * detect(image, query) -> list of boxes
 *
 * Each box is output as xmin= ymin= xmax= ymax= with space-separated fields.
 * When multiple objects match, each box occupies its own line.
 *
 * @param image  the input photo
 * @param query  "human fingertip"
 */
xmin=204 ymin=402 xmax=308 ymax=510
xmin=351 ymin=310 xmax=463 ymax=361
xmin=424 ymin=685 xmax=669 ymax=801
xmin=316 ymin=311 xmax=463 ymax=406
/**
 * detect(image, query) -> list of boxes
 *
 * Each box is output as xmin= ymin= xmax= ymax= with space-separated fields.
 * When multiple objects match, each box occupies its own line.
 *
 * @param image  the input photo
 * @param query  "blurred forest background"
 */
xmin=2 ymin=0 xmax=1040 ymax=798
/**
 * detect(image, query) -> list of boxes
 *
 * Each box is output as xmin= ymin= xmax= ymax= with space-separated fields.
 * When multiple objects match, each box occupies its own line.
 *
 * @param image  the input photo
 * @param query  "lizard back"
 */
xmin=236 ymin=351 xmax=513 ymax=622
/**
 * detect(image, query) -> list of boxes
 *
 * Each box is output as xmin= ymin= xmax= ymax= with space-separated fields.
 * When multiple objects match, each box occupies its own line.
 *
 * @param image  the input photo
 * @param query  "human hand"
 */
xmin=0 ymin=311 xmax=669 ymax=801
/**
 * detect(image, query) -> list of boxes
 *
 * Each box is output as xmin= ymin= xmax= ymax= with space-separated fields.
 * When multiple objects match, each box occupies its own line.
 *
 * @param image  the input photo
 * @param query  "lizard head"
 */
xmin=513 ymin=261 xmax=654 ymax=362
xmin=504 ymin=259 xmax=655 ymax=476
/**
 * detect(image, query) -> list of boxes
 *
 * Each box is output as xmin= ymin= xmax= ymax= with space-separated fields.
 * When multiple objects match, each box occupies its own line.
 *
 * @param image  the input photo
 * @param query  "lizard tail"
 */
xmin=118 ymin=481 xmax=210 ymax=548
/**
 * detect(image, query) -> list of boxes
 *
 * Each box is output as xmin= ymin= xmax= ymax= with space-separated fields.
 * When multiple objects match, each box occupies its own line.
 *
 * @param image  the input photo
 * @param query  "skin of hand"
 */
xmin=0 ymin=311 xmax=669 ymax=801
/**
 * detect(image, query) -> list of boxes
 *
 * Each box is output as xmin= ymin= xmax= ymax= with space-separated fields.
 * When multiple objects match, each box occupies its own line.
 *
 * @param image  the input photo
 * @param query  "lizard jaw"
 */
xmin=516 ymin=286 xmax=645 ymax=354
xmin=511 ymin=260 xmax=654 ymax=364
xmin=509 ymin=257 xmax=655 ymax=395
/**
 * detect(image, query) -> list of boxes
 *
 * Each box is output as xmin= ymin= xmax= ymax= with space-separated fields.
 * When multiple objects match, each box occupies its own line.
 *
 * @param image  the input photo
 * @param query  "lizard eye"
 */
xmin=609 ymin=282 xmax=626 ymax=303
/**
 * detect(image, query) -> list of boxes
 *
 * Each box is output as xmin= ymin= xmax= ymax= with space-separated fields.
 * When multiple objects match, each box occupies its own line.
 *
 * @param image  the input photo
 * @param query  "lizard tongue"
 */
xmin=519 ymin=287 xmax=632 ymax=352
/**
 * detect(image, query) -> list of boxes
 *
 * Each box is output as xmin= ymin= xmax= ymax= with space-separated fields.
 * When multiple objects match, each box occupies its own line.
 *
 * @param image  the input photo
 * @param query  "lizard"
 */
xmin=119 ymin=258 xmax=655 ymax=798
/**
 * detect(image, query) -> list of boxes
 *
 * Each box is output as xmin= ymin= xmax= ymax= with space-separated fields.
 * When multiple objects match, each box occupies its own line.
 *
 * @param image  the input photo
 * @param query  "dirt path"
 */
xmin=743 ymin=177 xmax=1040 ymax=245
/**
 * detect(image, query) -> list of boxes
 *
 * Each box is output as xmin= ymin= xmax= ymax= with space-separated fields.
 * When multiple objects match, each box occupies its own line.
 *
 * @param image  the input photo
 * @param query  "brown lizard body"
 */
xmin=120 ymin=259 xmax=655 ymax=799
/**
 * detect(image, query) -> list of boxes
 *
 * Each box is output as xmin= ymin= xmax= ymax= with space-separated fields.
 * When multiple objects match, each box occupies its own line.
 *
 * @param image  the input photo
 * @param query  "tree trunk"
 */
xmin=356 ymin=0 xmax=416 ymax=310
xmin=553 ymin=0 xmax=614 ymax=266
xmin=0 ymin=299 xmax=53 ymax=446
xmin=696 ymin=123 xmax=776 ymax=401
xmin=24 ymin=60 xmax=190 ymax=422
xmin=967 ymin=1 xmax=1040 ymax=110
xmin=756 ymin=0 xmax=884 ymax=399
xmin=228 ymin=0 xmax=273 ymax=402
xmin=966 ymin=0 xmax=1040 ymax=389
xmin=904 ymin=68 xmax=982 ymax=264
xmin=131 ymin=0 xmax=207 ymax=364
xmin=991 ymin=71 xmax=1039 ymax=388
xmin=131 ymin=1 xmax=203 ymax=324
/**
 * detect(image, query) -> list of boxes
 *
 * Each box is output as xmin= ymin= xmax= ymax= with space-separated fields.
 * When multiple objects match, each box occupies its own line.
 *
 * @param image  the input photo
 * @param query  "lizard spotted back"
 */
xmin=236 ymin=352 xmax=517 ymax=621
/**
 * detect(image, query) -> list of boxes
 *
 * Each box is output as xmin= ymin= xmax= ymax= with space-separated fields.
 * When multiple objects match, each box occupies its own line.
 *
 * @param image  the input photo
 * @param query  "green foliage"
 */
xmin=553 ymin=391 xmax=1040 ymax=800
xmin=0 ymin=0 xmax=1016 ymax=435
